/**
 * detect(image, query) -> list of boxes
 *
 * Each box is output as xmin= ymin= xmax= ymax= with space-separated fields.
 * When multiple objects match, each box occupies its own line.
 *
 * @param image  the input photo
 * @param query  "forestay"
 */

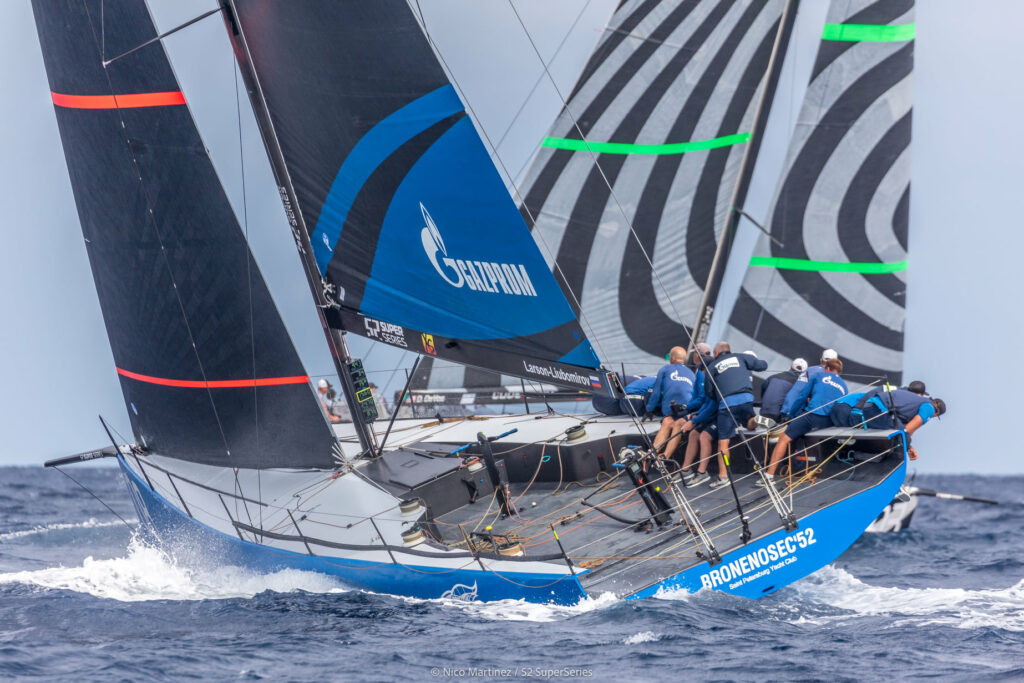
xmin=722 ymin=0 xmax=914 ymax=383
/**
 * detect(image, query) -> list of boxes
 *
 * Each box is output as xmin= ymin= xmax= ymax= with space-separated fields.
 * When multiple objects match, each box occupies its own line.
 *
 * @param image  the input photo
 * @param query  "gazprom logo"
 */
xmin=419 ymin=203 xmax=537 ymax=297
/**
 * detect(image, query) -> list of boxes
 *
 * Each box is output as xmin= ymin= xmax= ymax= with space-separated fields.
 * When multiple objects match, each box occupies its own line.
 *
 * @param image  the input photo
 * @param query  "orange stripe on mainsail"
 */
xmin=51 ymin=91 xmax=186 ymax=109
xmin=116 ymin=367 xmax=309 ymax=389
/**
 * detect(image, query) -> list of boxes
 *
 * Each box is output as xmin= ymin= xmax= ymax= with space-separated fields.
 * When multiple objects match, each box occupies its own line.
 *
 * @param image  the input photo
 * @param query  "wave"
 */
xmin=393 ymin=589 xmax=621 ymax=623
xmin=623 ymin=631 xmax=661 ymax=644
xmin=0 ymin=518 xmax=134 ymax=542
xmin=0 ymin=538 xmax=349 ymax=602
xmin=789 ymin=565 xmax=1024 ymax=631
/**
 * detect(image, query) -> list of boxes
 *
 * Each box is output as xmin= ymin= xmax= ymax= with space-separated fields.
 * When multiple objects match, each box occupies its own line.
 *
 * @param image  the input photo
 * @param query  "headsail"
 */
xmin=721 ymin=0 xmax=914 ymax=383
xmin=220 ymin=0 xmax=609 ymax=395
xmin=32 ymin=0 xmax=336 ymax=469
xmin=518 ymin=0 xmax=793 ymax=376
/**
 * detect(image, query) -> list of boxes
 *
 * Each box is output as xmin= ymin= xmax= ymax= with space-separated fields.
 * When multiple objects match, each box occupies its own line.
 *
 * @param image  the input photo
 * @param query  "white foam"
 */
xmin=789 ymin=566 xmax=1024 ymax=631
xmin=0 ymin=539 xmax=349 ymax=602
xmin=396 ymin=589 xmax=621 ymax=622
xmin=0 ymin=518 xmax=134 ymax=542
xmin=623 ymin=631 xmax=660 ymax=644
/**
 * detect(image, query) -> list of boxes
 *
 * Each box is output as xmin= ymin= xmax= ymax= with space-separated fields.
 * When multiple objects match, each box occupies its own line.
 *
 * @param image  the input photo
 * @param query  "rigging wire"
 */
xmin=494 ymin=0 xmax=595 ymax=177
xmin=233 ymin=48 xmax=263 ymax=534
xmin=53 ymin=466 xmax=134 ymax=530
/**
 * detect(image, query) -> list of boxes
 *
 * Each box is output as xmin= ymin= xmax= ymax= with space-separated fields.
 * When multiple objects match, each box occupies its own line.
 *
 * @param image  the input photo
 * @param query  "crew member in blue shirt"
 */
xmin=762 ymin=358 xmax=847 ymax=485
xmin=780 ymin=348 xmax=838 ymax=420
xmin=676 ymin=343 xmax=715 ymax=484
xmin=645 ymin=346 xmax=695 ymax=458
xmin=618 ymin=375 xmax=656 ymax=417
xmin=856 ymin=383 xmax=946 ymax=461
xmin=681 ymin=342 xmax=766 ymax=488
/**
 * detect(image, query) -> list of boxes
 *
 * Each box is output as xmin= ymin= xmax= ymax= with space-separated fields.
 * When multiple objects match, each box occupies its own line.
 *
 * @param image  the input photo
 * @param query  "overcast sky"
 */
xmin=1 ymin=1 xmax=1021 ymax=474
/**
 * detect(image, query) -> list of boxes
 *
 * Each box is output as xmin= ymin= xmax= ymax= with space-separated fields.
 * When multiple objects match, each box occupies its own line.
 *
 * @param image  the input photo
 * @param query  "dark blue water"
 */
xmin=1 ymin=466 xmax=1021 ymax=681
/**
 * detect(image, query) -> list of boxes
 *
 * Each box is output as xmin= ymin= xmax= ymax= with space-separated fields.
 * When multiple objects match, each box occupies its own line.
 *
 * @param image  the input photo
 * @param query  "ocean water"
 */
xmin=0 ymin=466 xmax=1021 ymax=681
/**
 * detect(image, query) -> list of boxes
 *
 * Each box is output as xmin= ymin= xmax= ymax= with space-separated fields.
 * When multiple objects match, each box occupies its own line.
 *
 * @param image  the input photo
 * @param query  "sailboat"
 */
xmin=35 ymin=0 xmax=913 ymax=604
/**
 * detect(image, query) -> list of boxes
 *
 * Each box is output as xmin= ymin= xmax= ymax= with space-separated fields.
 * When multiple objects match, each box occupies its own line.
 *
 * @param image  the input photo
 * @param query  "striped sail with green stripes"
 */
xmin=722 ymin=0 xmax=915 ymax=384
xmin=511 ymin=0 xmax=792 ymax=377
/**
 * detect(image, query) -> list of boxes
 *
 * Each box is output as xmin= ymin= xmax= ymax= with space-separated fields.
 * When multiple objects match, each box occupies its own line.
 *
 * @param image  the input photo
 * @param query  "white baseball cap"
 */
xmin=317 ymin=379 xmax=329 ymax=389
xmin=791 ymin=357 xmax=808 ymax=373
xmin=821 ymin=349 xmax=838 ymax=361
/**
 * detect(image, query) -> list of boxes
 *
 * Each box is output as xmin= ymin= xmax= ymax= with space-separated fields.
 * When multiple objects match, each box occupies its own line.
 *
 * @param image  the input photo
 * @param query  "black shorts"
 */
xmin=717 ymin=402 xmax=755 ymax=440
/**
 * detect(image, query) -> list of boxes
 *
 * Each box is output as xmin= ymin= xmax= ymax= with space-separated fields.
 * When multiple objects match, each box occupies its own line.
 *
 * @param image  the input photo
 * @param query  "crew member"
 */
xmin=676 ymin=343 xmax=714 ymax=484
xmin=858 ymin=383 xmax=946 ymax=461
xmin=781 ymin=349 xmax=839 ymax=420
xmin=619 ymin=375 xmax=656 ymax=416
xmin=762 ymin=358 xmax=847 ymax=485
xmin=317 ymin=378 xmax=342 ymax=424
xmin=646 ymin=347 xmax=695 ymax=458
xmin=752 ymin=357 xmax=807 ymax=428
xmin=685 ymin=342 xmax=767 ymax=489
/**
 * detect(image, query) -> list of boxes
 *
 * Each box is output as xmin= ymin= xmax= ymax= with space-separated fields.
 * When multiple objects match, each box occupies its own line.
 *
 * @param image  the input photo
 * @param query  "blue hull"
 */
xmin=631 ymin=453 xmax=907 ymax=599
xmin=119 ymin=452 xmax=904 ymax=604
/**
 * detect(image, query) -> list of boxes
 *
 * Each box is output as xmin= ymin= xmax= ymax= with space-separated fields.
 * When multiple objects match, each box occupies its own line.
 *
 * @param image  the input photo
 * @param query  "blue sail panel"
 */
xmin=311 ymin=85 xmax=464 ymax=275
xmin=226 ymin=0 xmax=607 ymax=387
xmin=360 ymin=117 xmax=592 ymax=353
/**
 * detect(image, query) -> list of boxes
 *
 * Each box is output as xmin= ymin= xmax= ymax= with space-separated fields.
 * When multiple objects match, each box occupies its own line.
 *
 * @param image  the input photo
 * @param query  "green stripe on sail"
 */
xmin=541 ymin=132 xmax=750 ymax=155
xmin=821 ymin=23 xmax=915 ymax=42
xmin=750 ymin=256 xmax=908 ymax=274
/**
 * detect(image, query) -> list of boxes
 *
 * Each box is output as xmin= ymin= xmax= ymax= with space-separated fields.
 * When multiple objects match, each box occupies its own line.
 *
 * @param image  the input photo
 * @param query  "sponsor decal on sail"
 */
xmin=522 ymin=361 xmax=592 ymax=389
xmin=421 ymin=333 xmax=437 ymax=356
xmin=363 ymin=317 xmax=408 ymax=347
xmin=420 ymin=203 xmax=537 ymax=296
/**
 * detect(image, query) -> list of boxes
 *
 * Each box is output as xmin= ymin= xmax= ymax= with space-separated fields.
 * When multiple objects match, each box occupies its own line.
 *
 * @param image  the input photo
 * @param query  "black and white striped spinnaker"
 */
xmin=517 ymin=0 xmax=792 ymax=376
xmin=721 ymin=0 xmax=914 ymax=384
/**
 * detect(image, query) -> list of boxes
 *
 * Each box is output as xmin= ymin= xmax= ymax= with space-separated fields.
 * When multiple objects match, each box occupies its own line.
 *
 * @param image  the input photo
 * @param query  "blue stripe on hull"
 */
xmin=627 ymin=455 xmax=907 ymax=599
xmin=116 ymin=457 xmax=587 ymax=605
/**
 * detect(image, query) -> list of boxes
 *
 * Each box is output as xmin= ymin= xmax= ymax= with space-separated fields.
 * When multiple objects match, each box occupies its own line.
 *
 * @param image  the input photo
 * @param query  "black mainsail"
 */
xmin=720 ymin=0 xmax=914 ymax=382
xmin=32 ymin=0 xmax=335 ymax=469
xmin=219 ymin=0 xmax=612 ymax=397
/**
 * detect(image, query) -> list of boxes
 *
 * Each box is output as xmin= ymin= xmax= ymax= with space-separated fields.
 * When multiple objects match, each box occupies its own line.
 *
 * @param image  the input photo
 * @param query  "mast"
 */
xmin=219 ymin=0 xmax=377 ymax=454
xmin=692 ymin=0 xmax=799 ymax=346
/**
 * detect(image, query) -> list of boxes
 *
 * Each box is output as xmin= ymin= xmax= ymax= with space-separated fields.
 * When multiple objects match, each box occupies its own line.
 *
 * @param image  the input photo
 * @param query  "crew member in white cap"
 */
xmin=752 ymin=357 xmax=808 ymax=428
xmin=781 ymin=349 xmax=839 ymax=421
xmin=317 ymin=378 xmax=342 ymax=424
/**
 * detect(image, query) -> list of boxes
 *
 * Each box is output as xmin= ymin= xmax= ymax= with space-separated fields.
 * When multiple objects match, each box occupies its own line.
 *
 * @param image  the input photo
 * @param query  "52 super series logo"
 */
xmin=363 ymin=318 xmax=408 ymax=348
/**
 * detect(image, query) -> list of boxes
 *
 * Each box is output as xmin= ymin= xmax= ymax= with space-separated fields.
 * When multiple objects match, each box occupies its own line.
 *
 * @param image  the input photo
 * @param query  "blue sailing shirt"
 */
xmin=623 ymin=376 xmax=656 ymax=396
xmin=646 ymin=363 xmax=695 ymax=415
xmin=688 ymin=370 xmax=707 ymax=415
xmin=782 ymin=365 xmax=823 ymax=417
xmin=803 ymin=372 xmax=848 ymax=416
